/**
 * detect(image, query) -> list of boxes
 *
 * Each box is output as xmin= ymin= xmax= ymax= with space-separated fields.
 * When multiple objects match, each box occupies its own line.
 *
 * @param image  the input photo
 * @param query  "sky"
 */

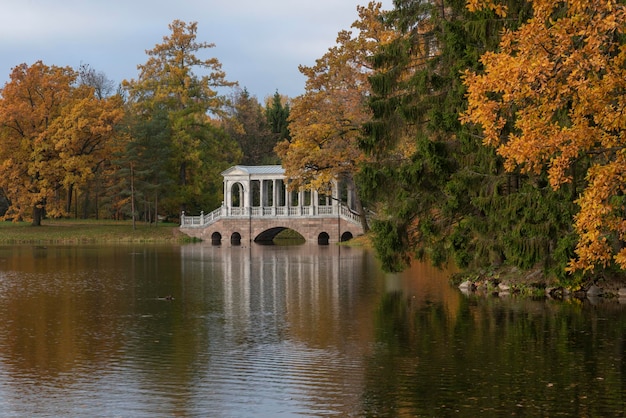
xmin=0 ymin=0 xmax=393 ymax=101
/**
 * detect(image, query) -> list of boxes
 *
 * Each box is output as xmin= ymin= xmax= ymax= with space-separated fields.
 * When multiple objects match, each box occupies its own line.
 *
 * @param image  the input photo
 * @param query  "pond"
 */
xmin=0 ymin=243 xmax=623 ymax=417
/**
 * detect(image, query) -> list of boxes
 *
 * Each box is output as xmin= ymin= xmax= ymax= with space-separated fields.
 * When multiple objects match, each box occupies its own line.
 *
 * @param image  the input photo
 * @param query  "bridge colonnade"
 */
xmin=180 ymin=165 xmax=364 ymax=245
xmin=223 ymin=165 xmax=347 ymax=216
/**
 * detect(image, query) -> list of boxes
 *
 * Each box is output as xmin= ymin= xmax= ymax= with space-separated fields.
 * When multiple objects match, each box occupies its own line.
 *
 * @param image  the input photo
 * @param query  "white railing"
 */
xmin=180 ymin=207 xmax=223 ymax=227
xmin=180 ymin=203 xmax=362 ymax=228
xmin=340 ymin=205 xmax=362 ymax=224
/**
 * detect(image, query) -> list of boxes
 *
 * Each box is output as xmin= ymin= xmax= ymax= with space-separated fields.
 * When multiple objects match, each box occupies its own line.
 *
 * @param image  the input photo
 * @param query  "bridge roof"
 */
xmin=221 ymin=165 xmax=285 ymax=177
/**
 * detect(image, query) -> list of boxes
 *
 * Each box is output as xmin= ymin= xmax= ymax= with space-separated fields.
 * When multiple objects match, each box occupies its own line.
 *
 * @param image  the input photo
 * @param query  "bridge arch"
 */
xmin=341 ymin=231 xmax=353 ymax=242
xmin=211 ymin=232 xmax=222 ymax=246
xmin=254 ymin=227 xmax=307 ymax=244
xmin=318 ymin=232 xmax=330 ymax=245
xmin=230 ymin=232 xmax=242 ymax=246
xmin=254 ymin=227 xmax=287 ymax=244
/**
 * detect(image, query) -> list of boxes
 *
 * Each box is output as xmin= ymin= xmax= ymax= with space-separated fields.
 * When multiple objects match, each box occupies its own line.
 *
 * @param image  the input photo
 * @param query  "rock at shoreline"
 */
xmin=459 ymin=280 xmax=475 ymax=291
xmin=586 ymin=285 xmax=603 ymax=297
xmin=498 ymin=283 xmax=511 ymax=292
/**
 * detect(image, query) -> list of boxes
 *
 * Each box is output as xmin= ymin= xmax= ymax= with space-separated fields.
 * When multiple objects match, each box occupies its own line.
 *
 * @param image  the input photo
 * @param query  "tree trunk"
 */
xmin=74 ymin=187 xmax=78 ymax=219
xmin=154 ymin=193 xmax=159 ymax=227
xmin=66 ymin=184 xmax=74 ymax=215
xmin=94 ymin=174 xmax=100 ymax=220
xmin=131 ymin=163 xmax=136 ymax=230
xmin=32 ymin=204 xmax=44 ymax=226
xmin=179 ymin=161 xmax=187 ymax=215
xmin=82 ymin=188 xmax=90 ymax=219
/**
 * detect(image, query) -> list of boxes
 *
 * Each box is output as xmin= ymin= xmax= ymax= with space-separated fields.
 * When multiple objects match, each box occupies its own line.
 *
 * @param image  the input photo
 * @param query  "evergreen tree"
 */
xmin=118 ymin=109 xmax=174 ymax=224
xmin=265 ymin=91 xmax=291 ymax=143
xmin=223 ymin=88 xmax=277 ymax=165
xmin=361 ymin=0 xmax=577 ymax=278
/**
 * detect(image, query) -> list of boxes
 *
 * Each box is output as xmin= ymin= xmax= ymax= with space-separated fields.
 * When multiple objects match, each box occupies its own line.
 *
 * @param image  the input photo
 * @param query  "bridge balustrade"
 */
xmin=318 ymin=207 xmax=333 ymax=215
xmin=181 ymin=203 xmax=360 ymax=228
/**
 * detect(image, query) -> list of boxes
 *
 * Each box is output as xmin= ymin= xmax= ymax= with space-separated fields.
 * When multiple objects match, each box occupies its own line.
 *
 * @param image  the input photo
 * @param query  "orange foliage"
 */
xmin=465 ymin=0 xmax=508 ymax=17
xmin=277 ymin=2 xmax=395 ymax=191
xmin=461 ymin=0 xmax=626 ymax=271
xmin=0 ymin=61 xmax=123 ymax=221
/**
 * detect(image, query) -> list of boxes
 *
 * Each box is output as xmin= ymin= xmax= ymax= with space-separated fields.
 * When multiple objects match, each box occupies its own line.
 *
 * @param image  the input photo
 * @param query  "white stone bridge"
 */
xmin=180 ymin=165 xmax=365 ymax=245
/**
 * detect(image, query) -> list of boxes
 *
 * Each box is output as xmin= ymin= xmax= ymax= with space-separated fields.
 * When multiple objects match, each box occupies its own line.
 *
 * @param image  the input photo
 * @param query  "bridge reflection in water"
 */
xmin=180 ymin=243 xmax=381 ymax=340
xmin=179 ymin=243 xmax=384 ymax=415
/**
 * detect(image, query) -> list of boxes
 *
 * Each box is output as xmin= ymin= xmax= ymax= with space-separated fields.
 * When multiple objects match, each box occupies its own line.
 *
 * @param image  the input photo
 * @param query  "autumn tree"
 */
xmin=0 ymin=61 xmax=123 ymax=225
xmin=462 ymin=0 xmax=626 ymax=274
xmin=276 ymin=2 xmax=394 ymax=229
xmin=123 ymin=20 xmax=240 ymax=216
xmin=69 ymin=64 xmax=122 ymax=219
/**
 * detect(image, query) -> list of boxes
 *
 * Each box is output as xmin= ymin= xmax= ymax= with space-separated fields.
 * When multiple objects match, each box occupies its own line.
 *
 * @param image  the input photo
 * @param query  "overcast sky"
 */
xmin=0 ymin=0 xmax=393 ymax=100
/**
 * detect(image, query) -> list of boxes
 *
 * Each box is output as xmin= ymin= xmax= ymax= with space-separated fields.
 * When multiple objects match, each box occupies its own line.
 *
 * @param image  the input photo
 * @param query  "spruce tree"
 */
xmin=361 ymin=0 xmax=577 ymax=278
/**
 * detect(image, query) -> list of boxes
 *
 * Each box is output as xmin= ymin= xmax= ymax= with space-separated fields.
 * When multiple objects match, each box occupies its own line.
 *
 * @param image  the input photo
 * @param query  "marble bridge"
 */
xmin=179 ymin=165 xmax=365 ymax=245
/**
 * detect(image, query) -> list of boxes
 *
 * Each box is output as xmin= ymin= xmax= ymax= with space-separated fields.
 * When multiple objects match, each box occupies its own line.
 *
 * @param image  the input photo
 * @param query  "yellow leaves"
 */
xmin=278 ymin=4 xmax=387 ymax=192
xmin=465 ymin=0 xmax=507 ymax=17
xmin=567 ymin=154 xmax=626 ymax=272
xmin=463 ymin=0 xmax=626 ymax=272
xmin=0 ymin=62 xmax=124 ymax=220
xmin=125 ymin=20 xmax=234 ymax=116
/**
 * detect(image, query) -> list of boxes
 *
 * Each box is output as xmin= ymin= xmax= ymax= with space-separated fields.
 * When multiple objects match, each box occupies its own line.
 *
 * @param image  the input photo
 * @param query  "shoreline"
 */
xmin=0 ymin=220 xmax=196 ymax=245
xmin=6 ymin=224 xmax=624 ymax=301
xmin=451 ymin=266 xmax=626 ymax=301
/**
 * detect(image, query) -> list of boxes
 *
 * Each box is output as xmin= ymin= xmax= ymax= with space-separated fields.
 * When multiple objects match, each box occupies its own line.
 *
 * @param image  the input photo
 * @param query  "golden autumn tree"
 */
xmin=276 ymin=2 xmax=394 ymax=227
xmin=0 ymin=61 xmax=123 ymax=225
xmin=461 ymin=0 xmax=626 ymax=272
xmin=49 ymin=87 xmax=124 ymax=215
xmin=124 ymin=20 xmax=240 ymax=215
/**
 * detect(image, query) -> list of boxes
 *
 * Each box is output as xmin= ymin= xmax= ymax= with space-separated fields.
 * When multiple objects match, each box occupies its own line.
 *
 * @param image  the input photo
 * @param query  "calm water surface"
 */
xmin=0 ymin=244 xmax=624 ymax=417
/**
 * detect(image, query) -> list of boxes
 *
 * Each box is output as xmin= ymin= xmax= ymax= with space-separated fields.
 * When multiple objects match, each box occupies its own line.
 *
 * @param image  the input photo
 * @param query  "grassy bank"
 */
xmin=0 ymin=219 xmax=196 ymax=244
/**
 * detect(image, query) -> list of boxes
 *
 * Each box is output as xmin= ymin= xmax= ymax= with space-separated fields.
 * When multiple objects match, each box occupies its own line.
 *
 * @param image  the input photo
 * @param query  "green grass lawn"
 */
xmin=0 ymin=219 xmax=195 ymax=244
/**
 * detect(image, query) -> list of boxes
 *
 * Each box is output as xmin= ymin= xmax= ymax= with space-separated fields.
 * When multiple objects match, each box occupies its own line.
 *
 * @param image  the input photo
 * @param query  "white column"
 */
xmin=224 ymin=180 xmax=230 ymax=210
xmin=271 ymin=179 xmax=277 ymax=215
xmin=347 ymin=182 xmax=354 ymax=210
xmin=272 ymin=179 xmax=278 ymax=207
xmin=224 ymin=180 xmax=228 ymax=209
xmin=260 ymin=179 xmax=265 ymax=208
xmin=245 ymin=177 xmax=251 ymax=210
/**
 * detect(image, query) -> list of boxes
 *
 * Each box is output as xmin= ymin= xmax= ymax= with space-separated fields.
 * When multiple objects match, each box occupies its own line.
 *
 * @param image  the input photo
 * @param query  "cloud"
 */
xmin=0 ymin=0 xmax=393 ymax=98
